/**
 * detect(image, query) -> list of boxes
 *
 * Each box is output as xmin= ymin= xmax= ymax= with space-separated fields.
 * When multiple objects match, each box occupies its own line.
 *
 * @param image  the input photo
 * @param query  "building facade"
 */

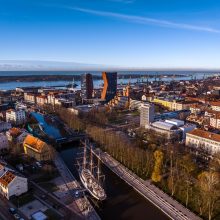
xmin=6 ymin=109 xmax=26 ymax=125
xmin=186 ymin=129 xmax=220 ymax=155
xmin=23 ymin=135 xmax=52 ymax=161
xmin=101 ymin=72 xmax=117 ymax=102
xmin=0 ymin=133 xmax=9 ymax=151
xmin=81 ymin=73 xmax=94 ymax=100
xmin=24 ymin=93 xmax=36 ymax=104
xmin=0 ymin=121 xmax=11 ymax=132
xmin=0 ymin=169 xmax=28 ymax=200
xmin=140 ymin=103 xmax=155 ymax=127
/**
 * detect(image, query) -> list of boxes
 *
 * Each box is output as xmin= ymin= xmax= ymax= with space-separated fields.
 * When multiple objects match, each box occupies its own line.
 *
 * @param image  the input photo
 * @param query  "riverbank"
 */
xmin=92 ymin=148 xmax=202 ymax=220
xmin=59 ymin=145 xmax=170 ymax=220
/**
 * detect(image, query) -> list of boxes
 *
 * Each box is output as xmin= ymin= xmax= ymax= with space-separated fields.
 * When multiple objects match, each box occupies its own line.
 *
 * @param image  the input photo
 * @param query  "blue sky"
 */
xmin=1 ymin=0 xmax=220 ymax=69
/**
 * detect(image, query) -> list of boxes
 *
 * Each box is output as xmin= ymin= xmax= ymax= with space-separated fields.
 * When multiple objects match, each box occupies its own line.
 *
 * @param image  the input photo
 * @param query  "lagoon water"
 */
xmin=0 ymin=70 xmax=216 ymax=90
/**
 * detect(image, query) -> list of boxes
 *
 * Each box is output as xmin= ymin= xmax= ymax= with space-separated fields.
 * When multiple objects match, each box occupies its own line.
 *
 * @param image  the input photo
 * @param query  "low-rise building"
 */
xmin=152 ymin=97 xmax=196 ymax=111
xmin=6 ymin=127 xmax=28 ymax=145
xmin=189 ymin=104 xmax=204 ymax=115
xmin=23 ymin=135 xmax=52 ymax=161
xmin=109 ymin=95 xmax=129 ymax=108
xmin=36 ymin=95 xmax=48 ymax=106
xmin=6 ymin=109 xmax=26 ymax=125
xmin=0 ymin=121 xmax=11 ymax=132
xmin=24 ymin=93 xmax=36 ymax=104
xmin=0 ymin=133 xmax=9 ymax=151
xmin=129 ymin=99 xmax=143 ymax=110
xmin=210 ymin=101 xmax=220 ymax=112
xmin=0 ymin=169 xmax=28 ymax=200
xmin=186 ymin=129 xmax=220 ymax=155
xmin=204 ymin=110 xmax=220 ymax=129
xmin=147 ymin=121 xmax=181 ymax=139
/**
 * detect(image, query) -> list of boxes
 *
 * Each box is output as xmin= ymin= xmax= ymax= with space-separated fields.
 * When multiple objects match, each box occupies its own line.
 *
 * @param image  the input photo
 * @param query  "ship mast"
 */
xmin=97 ymin=152 xmax=101 ymax=183
xmin=90 ymin=145 xmax=93 ymax=174
xmin=83 ymin=140 xmax=87 ymax=169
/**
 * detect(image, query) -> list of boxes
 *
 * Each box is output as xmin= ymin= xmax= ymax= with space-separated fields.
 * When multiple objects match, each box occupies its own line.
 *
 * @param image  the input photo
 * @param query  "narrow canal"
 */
xmin=59 ymin=146 xmax=170 ymax=220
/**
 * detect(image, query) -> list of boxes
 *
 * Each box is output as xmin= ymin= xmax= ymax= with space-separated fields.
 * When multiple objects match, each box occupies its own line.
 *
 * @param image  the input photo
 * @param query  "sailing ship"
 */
xmin=77 ymin=141 xmax=106 ymax=201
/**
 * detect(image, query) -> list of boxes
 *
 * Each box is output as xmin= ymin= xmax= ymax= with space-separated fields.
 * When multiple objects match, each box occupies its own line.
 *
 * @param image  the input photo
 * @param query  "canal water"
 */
xmin=59 ymin=146 xmax=170 ymax=220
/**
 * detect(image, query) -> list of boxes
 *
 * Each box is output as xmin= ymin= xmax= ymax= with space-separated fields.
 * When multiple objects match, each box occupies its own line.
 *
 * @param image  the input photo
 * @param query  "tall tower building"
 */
xmin=140 ymin=103 xmax=155 ymax=127
xmin=81 ymin=73 xmax=93 ymax=100
xmin=101 ymin=72 xmax=117 ymax=102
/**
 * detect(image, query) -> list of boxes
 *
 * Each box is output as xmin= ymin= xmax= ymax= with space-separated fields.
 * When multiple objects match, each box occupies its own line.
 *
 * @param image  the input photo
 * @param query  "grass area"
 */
xmin=44 ymin=209 xmax=61 ymax=220
xmin=11 ymin=192 xmax=35 ymax=207
xmin=38 ymin=182 xmax=59 ymax=192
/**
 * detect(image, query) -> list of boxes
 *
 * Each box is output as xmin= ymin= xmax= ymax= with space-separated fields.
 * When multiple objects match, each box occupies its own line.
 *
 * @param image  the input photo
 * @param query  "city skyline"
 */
xmin=1 ymin=0 xmax=220 ymax=69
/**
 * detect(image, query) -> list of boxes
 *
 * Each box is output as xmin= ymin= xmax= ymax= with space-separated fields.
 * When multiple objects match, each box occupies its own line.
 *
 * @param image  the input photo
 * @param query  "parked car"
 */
xmin=8 ymin=207 xmax=16 ymax=214
xmin=13 ymin=213 xmax=20 ymax=219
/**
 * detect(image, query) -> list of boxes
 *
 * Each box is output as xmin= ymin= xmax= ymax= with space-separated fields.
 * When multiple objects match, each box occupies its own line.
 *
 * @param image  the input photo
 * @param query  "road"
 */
xmin=93 ymin=148 xmax=202 ymax=220
xmin=0 ymin=194 xmax=26 ymax=220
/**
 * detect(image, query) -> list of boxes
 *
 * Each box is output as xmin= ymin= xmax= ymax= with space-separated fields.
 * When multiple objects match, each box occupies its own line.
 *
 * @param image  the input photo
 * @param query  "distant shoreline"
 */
xmin=0 ymin=74 xmax=189 ymax=83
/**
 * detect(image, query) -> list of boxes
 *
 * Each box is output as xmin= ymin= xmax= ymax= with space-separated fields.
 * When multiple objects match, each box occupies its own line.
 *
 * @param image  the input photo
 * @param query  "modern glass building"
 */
xmin=101 ymin=72 xmax=117 ymax=102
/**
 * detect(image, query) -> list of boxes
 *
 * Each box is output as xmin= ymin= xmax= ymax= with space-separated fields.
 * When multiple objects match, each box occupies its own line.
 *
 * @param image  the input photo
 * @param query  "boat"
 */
xmin=77 ymin=141 xmax=106 ymax=201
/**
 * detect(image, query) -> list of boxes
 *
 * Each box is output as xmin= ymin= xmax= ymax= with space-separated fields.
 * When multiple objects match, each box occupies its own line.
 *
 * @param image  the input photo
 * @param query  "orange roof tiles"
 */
xmin=8 ymin=127 xmax=22 ymax=137
xmin=24 ymin=135 xmax=47 ymax=153
xmin=0 ymin=171 xmax=15 ymax=187
xmin=210 ymin=101 xmax=220 ymax=107
xmin=188 ymin=129 xmax=220 ymax=142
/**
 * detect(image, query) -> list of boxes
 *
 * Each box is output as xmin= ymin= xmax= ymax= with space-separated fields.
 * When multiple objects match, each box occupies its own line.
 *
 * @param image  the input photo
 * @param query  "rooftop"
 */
xmin=151 ymin=121 xmax=178 ymax=131
xmin=0 ymin=171 xmax=15 ymax=187
xmin=24 ymin=135 xmax=47 ymax=153
xmin=187 ymin=129 xmax=220 ymax=142
xmin=210 ymin=101 xmax=220 ymax=107
xmin=8 ymin=127 xmax=23 ymax=137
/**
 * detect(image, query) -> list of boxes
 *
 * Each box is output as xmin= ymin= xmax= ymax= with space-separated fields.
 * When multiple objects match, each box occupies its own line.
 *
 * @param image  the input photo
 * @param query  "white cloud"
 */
xmin=69 ymin=7 xmax=220 ymax=33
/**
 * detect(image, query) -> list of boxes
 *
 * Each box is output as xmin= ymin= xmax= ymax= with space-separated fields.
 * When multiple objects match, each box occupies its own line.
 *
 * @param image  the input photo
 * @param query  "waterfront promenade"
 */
xmin=93 ymin=149 xmax=202 ymax=220
xmin=54 ymin=152 xmax=100 ymax=220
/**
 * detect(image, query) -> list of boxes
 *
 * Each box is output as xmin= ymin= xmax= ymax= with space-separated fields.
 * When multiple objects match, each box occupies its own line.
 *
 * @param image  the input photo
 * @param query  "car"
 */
xmin=19 ymin=218 xmax=25 ymax=220
xmin=8 ymin=207 xmax=16 ymax=214
xmin=41 ymin=194 xmax=46 ymax=199
xmin=35 ymin=161 xmax=42 ymax=168
xmin=75 ymin=190 xmax=79 ymax=198
xmin=13 ymin=213 xmax=20 ymax=219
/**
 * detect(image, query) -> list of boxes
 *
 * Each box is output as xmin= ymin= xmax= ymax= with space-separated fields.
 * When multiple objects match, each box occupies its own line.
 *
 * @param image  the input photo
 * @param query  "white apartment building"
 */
xmin=0 ymin=121 xmax=11 ymax=132
xmin=140 ymin=103 xmax=155 ymax=127
xmin=6 ymin=109 xmax=26 ymax=125
xmin=205 ymin=110 xmax=220 ymax=129
xmin=36 ymin=95 xmax=48 ymax=106
xmin=0 ymin=133 xmax=9 ymax=151
xmin=0 ymin=169 xmax=28 ymax=200
xmin=186 ymin=129 xmax=220 ymax=155
xmin=24 ymin=93 xmax=36 ymax=104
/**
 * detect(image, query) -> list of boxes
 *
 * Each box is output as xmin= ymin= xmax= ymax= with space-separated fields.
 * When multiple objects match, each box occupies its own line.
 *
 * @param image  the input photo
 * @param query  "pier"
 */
xmin=54 ymin=152 xmax=100 ymax=220
xmin=92 ymin=148 xmax=202 ymax=220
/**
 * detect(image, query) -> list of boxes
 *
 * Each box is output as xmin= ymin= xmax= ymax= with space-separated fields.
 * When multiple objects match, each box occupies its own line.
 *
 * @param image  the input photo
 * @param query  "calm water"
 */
xmin=30 ymin=112 xmax=69 ymax=140
xmin=0 ymin=70 xmax=217 ymax=90
xmin=59 ymin=146 xmax=170 ymax=220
